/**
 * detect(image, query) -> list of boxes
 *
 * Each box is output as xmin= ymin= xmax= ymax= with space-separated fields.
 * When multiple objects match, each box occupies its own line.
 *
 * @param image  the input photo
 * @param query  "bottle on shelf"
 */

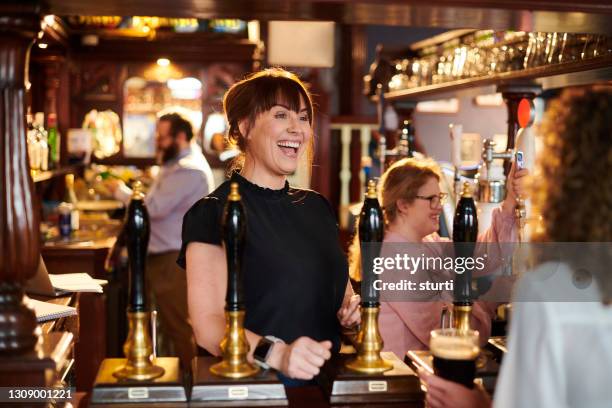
xmin=26 ymin=109 xmax=41 ymax=172
xmin=47 ymin=113 xmax=60 ymax=169
xmin=33 ymin=112 xmax=49 ymax=172
xmin=64 ymin=174 xmax=80 ymax=231
xmin=398 ymin=119 xmax=416 ymax=157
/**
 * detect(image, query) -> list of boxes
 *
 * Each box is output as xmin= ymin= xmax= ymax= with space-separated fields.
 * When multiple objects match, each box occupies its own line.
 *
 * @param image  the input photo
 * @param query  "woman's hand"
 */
xmin=267 ymin=337 xmax=332 ymax=380
xmin=502 ymin=161 xmax=529 ymax=216
xmin=337 ymin=294 xmax=361 ymax=328
xmin=418 ymin=368 xmax=492 ymax=408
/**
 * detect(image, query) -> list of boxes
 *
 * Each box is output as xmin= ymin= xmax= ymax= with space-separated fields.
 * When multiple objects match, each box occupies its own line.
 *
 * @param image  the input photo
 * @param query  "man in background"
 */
xmin=108 ymin=112 xmax=214 ymax=368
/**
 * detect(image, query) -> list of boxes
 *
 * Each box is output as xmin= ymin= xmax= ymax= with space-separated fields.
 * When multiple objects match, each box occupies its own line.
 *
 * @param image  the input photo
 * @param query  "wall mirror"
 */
xmin=122 ymin=63 xmax=203 ymax=158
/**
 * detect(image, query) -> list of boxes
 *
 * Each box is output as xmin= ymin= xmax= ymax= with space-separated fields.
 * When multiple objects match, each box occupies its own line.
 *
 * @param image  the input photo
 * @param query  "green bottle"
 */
xmin=47 ymin=113 xmax=60 ymax=169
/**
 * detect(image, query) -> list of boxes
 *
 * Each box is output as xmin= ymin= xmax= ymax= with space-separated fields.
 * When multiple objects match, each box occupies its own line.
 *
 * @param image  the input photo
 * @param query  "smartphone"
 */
xmin=515 ymin=151 xmax=524 ymax=170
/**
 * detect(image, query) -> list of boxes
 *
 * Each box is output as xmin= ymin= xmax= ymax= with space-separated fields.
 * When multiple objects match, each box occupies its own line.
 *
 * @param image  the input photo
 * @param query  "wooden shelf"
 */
xmin=32 ymin=163 xmax=84 ymax=183
xmin=382 ymin=53 xmax=612 ymax=102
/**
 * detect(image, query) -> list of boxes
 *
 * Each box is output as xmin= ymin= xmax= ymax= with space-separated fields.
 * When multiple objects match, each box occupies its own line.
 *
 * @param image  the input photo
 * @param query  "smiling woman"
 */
xmin=178 ymin=68 xmax=360 ymax=386
xmin=224 ymin=68 xmax=314 ymax=187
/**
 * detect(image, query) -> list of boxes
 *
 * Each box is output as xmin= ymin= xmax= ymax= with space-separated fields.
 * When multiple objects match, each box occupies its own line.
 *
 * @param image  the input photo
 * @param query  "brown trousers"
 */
xmin=146 ymin=251 xmax=196 ymax=368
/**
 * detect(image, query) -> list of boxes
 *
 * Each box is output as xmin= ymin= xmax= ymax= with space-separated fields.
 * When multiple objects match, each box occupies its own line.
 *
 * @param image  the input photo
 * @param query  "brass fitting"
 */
xmin=113 ymin=311 xmax=165 ymax=380
xmin=210 ymin=310 xmax=259 ymax=378
xmin=345 ymin=306 xmax=393 ymax=374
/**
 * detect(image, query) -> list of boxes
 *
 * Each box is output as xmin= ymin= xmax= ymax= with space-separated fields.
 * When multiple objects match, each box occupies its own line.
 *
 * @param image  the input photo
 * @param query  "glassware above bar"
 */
xmin=385 ymin=30 xmax=611 ymax=92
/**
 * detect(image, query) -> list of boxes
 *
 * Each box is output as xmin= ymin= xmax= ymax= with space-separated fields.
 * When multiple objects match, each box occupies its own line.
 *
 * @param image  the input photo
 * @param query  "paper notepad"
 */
xmin=25 ymin=297 xmax=77 ymax=323
xmin=49 ymin=273 xmax=104 ymax=293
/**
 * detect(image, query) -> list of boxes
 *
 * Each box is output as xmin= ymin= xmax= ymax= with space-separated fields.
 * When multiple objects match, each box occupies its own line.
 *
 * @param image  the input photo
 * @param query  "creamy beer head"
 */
xmin=430 ymin=329 xmax=480 ymax=360
xmin=430 ymin=328 xmax=480 ymax=388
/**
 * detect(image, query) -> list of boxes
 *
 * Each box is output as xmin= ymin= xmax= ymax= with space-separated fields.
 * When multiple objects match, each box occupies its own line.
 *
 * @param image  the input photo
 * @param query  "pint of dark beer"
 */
xmin=430 ymin=329 xmax=480 ymax=388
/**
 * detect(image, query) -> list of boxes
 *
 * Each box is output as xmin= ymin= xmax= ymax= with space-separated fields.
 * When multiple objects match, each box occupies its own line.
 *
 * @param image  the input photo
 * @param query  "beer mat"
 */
xmin=405 ymin=349 xmax=500 ymax=377
xmin=381 ymin=351 xmax=419 ymax=376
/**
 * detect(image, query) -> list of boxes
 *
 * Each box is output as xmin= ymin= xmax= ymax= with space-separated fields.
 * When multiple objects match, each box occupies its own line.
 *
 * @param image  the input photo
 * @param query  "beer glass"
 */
xmin=430 ymin=328 xmax=480 ymax=388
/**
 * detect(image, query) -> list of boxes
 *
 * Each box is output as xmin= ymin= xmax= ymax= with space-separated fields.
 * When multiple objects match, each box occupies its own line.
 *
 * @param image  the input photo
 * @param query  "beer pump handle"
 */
xmin=452 ymin=182 xmax=478 ymax=305
xmin=223 ymin=183 xmax=246 ymax=311
xmin=126 ymin=181 xmax=150 ymax=313
xmin=359 ymin=180 xmax=384 ymax=307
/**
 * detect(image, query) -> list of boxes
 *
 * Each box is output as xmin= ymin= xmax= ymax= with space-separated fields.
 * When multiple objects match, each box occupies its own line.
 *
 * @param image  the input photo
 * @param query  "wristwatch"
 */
xmin=254 ymin=335 xmax=284 ymax=369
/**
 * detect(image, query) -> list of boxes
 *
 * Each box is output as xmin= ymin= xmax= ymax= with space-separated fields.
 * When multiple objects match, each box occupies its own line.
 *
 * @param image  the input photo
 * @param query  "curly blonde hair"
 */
xmin=532 ymin=85 xmax=612 ymax=302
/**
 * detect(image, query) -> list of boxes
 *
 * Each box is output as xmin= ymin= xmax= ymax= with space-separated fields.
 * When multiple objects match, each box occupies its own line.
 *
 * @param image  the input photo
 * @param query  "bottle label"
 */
xmin=71 ymin=210 xmax=79 ymax=231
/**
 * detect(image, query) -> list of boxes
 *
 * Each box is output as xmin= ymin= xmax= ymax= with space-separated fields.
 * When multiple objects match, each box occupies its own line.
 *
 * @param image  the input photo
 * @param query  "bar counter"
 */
xmin=41 ymin=218 xmax=122 ymax=280
xmin=40 ymin=218 xmax=122 ymax=391
xmin=82 ymin=384 xmax=423 ymax=407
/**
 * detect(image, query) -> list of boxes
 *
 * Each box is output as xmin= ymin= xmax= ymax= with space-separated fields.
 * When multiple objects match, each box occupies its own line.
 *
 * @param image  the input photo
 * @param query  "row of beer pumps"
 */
xmin=91 ymin=90 xmax=539 ymax=403
xmin=91 ymin=177 xmax=425 ymax=405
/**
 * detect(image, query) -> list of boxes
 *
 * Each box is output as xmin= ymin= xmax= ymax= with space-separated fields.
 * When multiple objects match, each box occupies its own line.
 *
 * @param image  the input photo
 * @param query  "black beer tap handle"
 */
xmin=126 ymin=181 xmax=150 ymax=313
xmin=223 ymin=183 xmax=246 ymax=312
xmin=452 ymin=182 xmax=478 ymax=304
xmin=360 ymin=180 xmax=385 ymax=307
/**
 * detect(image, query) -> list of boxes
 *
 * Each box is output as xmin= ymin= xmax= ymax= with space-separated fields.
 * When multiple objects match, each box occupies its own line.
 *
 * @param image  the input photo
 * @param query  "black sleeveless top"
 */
xmin=177 ymin=172 xmax=348 ymax=351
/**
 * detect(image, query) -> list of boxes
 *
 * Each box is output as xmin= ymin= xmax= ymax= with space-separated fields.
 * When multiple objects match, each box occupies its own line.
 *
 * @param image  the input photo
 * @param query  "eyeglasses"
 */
xmin=415 ymin=193 xmax=448 ymax=208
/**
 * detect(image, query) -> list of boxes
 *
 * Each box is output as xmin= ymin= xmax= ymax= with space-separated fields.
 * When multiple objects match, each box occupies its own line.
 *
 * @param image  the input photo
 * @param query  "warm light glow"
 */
xmin=38 ymin=43 xmax=48 ymax=49
xmin=44 ymin=15 xmax=56 ymax=26
xmin=474 ymin=93 xmax=504 ymax=107
xmin=168 ymin=77 xmax=202 ymax=99
xmin=157 ymin=58 xmax=170 ymax=67
xmin=141 ymin=25 xmax=150 ymax=34
xmin=416 ymin=98 xmax=459 ymax=113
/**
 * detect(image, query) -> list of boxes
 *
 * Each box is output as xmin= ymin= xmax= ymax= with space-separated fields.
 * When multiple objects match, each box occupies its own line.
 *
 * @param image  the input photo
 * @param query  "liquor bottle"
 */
xmin=47 ymin=113 xmax=60 ymax=169
xmin=359 ymin=179 xmax=385 ymax=306
xmin=399 ymin=119 xmax=416 ymax=157
xmin=64 ymin=174 xmax=80 ymax=231
xmin=33 ymin=112 xmax=49 ymax=171
xmin=26 ymin=110 xmax=41 ymax=172
xmin=452 ymin=182 xmax=478 ymax=313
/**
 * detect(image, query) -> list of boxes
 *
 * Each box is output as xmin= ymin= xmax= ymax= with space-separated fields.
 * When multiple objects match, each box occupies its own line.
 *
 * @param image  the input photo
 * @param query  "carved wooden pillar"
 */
xmin=0 ymin=11 xmax=42 ymax=354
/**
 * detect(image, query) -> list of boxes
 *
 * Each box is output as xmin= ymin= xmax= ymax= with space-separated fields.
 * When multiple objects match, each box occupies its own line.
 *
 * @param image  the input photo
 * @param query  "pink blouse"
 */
xmin=379 ymin=207 xmax=517 ymax=358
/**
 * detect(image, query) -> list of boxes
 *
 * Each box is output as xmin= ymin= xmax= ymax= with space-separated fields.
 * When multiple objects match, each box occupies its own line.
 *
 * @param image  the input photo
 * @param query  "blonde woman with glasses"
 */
xmin=349 ymin=157 xmax=527 ymax=357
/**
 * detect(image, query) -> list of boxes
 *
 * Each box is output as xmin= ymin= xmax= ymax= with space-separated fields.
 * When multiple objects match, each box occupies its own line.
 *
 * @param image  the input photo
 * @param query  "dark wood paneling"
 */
xmin=71 ymin=37 xmax=257 ymax=64
xmin=339 ymin=25 xmax=367 ymax=116
xmin=46 ymin=1 xmax=612 ymax=35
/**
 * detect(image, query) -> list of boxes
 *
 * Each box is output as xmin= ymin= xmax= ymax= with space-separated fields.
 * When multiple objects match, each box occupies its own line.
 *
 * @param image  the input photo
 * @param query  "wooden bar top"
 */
xmin=42 ymin=218 xmax=122 ymax=279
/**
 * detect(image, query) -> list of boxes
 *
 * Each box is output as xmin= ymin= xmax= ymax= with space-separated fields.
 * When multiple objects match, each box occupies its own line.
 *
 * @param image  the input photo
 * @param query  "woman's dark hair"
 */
xmin=158 ymin=112 xmax=194 ymax=141
xmin=222 ymin=68 xmax=314 ymax=172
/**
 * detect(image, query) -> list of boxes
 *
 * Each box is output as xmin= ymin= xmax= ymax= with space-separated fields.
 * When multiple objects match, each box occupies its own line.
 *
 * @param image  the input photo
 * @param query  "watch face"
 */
xmin=254 ymin=338 xmax=273 ymax=362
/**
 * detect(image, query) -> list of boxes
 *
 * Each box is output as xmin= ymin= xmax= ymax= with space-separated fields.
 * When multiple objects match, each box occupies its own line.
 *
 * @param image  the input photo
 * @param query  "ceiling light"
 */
xmin=157 ymin=58 xmax=170 ymax=67
xmin=38 ymin=43 xmax=48 ymax=49
xmin=44 ymin=15 xmax=56 ymax=26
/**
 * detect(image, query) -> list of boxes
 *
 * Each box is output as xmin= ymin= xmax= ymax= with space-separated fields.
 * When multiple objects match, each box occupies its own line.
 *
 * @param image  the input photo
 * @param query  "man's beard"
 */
xmin=159 ymin=142 xmax=180 ymax=164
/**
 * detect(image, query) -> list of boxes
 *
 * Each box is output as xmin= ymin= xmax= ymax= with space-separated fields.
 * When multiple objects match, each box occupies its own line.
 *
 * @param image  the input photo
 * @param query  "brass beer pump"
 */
xmin=114 ymin=181 xmax=165 ymax=380
xmin=346 ymin=180 xmax=393 ymax=373
xmin=210 ymin=183 xmax=259 ymax=378
xmin=452 ymin=182 xmax=478 ymax=333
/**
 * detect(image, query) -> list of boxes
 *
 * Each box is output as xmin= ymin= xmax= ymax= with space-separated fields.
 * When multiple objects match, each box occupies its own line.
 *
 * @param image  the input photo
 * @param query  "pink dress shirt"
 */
xmin=379 ymin=207 xmax=517 ymax=358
